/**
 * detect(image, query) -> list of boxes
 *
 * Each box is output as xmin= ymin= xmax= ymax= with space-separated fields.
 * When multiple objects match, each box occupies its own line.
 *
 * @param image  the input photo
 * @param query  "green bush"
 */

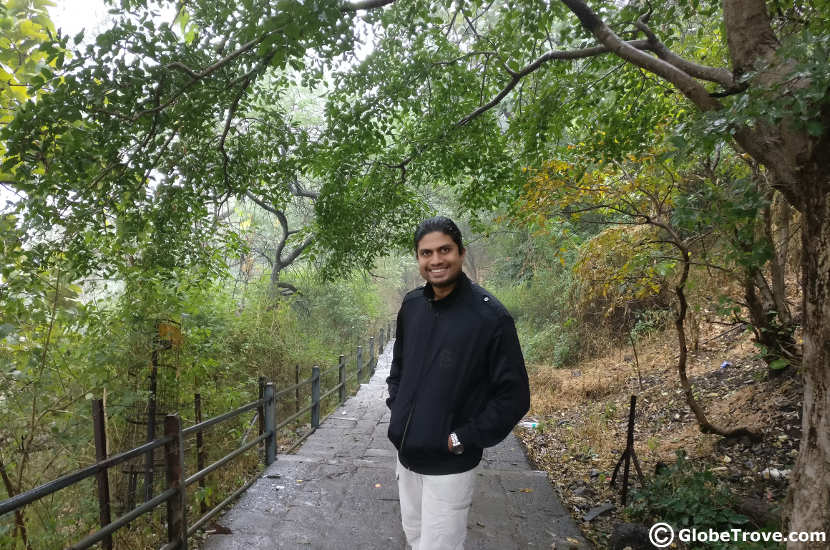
xmin=627 ymin=450 xmax=778 ymax=549
xmin=490 ymin=266 xmax=579 ymax=366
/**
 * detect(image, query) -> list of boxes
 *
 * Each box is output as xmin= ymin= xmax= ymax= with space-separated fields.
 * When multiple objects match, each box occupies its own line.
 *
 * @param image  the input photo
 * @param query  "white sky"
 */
xmin=48 ymin=0 xmax=111 ymax=38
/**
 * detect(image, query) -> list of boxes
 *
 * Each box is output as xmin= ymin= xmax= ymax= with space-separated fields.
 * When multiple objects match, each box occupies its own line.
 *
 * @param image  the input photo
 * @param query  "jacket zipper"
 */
xmin=399 ymin=302 xmax=439 ymax=456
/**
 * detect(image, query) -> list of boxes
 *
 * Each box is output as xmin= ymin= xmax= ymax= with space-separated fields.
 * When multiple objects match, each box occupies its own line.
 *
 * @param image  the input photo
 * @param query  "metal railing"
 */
xmin=0 ymin=321 xmax=394 ymax=550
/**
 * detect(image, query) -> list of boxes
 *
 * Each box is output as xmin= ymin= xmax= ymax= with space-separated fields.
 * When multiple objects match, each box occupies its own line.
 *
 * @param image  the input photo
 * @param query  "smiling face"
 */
xmin=416 ymin=231 xmax=465 ymax=299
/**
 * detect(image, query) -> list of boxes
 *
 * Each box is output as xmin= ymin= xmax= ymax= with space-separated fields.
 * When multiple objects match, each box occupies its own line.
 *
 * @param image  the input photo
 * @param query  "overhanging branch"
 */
xmin=633 ymin=15 xmax=736 ymax=90
xmin=561 ymin=0 xmax=721 ymax=111
xmin=454 ymin=39 xmax=653 ymax=127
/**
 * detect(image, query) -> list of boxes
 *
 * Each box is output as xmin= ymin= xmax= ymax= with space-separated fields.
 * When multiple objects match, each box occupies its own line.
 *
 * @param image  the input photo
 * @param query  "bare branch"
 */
xmin=634 ymin=15 xmax=736 ymax=89
xmin=282 ymin=234 xmax=314 ymax=266
xmin=245 ymin=190 xmax=282 ymax=216
xmin=288 ymin=177 xmax=320 ymax=200
xmin=455 ymin=39 xmax=653 ymax=127
xmin=277 ymin=281 xmax=301 ymax=295
xmin=561 ymin=0 xmax=721 ymax=111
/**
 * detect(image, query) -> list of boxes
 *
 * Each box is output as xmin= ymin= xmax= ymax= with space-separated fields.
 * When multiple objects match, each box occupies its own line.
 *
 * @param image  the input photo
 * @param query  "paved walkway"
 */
xmin=203 ymin=341 xmax=590 ymax=549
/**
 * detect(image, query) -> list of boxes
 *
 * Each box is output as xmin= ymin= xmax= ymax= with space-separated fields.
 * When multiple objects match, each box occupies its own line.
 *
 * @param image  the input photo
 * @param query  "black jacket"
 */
xmin=386 ymin=272 xmax=530 ymax=475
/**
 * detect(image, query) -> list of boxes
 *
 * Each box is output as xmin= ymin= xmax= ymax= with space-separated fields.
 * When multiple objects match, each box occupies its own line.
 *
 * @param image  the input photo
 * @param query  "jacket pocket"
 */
xmin=387 ymin=399 xmax=410 ymax=449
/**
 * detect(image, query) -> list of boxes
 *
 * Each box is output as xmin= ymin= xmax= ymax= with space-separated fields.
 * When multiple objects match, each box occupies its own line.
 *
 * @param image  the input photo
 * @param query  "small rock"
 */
xmin=761 ymin=467 xmax=783 ymax=480
xmin=589 ymin=469 xmax=600 ymax=478
xmin=722 ymin=455 xmax=732 ymax=463
xmin=609 ymin=523 xmax=651 ymax=550
xmin=584 ymin=503 xmax=615 ymax=522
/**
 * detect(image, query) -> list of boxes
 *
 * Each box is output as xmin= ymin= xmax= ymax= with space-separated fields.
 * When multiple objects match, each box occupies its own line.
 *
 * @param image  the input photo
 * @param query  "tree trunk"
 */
xmin=787 ymin=192 xmax=830 ymax=547
xmin=674 ymin=249 xmax=759 ymax=440
xmin=268 ymin=263 xmax=283 ymax=300
xmin=770 ymin=191 xmax=792 ymax=324
xmin=743 ymin=270 xmax=798 ymax=374
xmin=0 ymin=458 xmax=30 ymax=550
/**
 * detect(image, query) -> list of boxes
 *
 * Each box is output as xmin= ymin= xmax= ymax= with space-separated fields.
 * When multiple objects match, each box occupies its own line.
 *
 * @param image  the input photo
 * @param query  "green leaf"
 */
xmin=806 ymin=120 xmax=823 ymax=136
xmin=0 ymin=323 xmax=15 ymax=338
xmin=769 ymin=358 xmax=790 ymax=370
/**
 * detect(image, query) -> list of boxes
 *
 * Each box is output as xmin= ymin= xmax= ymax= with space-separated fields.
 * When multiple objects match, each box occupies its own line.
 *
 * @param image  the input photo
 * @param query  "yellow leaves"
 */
xmin=18 ymin=19 xmax=49 ymax=42
xmin=572 ymin=224 xmax=670 ymax=316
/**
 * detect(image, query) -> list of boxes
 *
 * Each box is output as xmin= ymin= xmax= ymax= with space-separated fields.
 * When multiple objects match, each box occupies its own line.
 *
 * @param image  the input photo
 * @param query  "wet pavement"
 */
xmin=203 ymin=340 xmax=590 ymax=549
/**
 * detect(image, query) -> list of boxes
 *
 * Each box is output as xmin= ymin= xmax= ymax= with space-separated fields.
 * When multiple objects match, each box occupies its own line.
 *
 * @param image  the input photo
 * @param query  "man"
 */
xmin=386 ymin=216 xmax=530 ymax=550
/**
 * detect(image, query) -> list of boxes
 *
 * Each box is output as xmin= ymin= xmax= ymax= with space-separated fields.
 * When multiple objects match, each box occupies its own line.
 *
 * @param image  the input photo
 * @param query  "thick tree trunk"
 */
xmin=787 ymin=192 xmax=830 ymax=547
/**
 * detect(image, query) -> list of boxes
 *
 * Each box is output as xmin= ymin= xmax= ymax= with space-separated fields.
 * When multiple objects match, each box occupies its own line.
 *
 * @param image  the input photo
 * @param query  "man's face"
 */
xmin=416 ymin=231 xmax=465 ymax=288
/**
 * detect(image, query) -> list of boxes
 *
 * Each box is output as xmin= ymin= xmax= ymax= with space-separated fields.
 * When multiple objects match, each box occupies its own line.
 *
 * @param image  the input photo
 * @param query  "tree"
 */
xmin=520 ymin=147 xmax=765 ymax=439
xmin=551 ymin=3 xmax=828 ymax=539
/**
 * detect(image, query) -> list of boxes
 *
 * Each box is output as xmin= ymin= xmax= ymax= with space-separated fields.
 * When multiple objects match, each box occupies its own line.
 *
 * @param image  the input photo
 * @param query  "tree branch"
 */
xmin=288 ymin=177 xmax=320 ymax=200
xmin=634 ymin=15 xmax=736 ymax=89
xmin=454 ymin=39 xmax=653 ymax=127
xmin=282 ymin=233 xmax=314 ymax=266
xmin=219 ymin=73 xmax=257 ymax=184
xmin=561 ymin=0 xmax=721 ymax=111
xmin=277 ymin=281 xmax=301 ymax=295
xmin=342 ymin=0 xmax=396 ymax=12
xmin=245 ymin=190 xmax=281 ymax=216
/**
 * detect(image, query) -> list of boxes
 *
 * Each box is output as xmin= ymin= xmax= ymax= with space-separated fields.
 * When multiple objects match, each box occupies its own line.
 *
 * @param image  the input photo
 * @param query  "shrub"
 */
xmin=627 ymin=450 xmax=778 ymax=549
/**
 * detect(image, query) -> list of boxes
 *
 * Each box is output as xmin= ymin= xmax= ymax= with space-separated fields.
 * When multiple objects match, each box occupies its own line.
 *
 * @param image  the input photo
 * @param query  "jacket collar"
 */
xmin=423 ymin=271 xmax=471 ymax=305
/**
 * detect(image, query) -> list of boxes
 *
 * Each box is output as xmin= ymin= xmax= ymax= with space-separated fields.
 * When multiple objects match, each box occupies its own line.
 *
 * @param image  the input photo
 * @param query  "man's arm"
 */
xmin=454 ymin=315 xmax=530 ymax=448
xmin=385 ymin=311 xmax=404 ymax=408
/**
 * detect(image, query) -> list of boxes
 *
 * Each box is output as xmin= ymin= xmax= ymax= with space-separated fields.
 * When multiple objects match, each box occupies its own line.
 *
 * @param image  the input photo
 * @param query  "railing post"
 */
xmin=311 ymin=366 xmax=321 ymax=429
xmin=295 ymin=365 xmax=300 ymax=415
xmin=92 ymin=399 xmax=113 ymax=550
xmin=164 ymin=414 xmax=187 ymax=550
xmin=145 ymin=350 xmax=159 ymax=502
xmin=369 ymin=337 xmax=375 ymax=376
xmin=194 ymin=393 xmax=206 ymax=515
xmin=257 ymin=377 xmax=266 ymax=463
xmin=380 ymin=327 xmax=385 ymax=351
xmin=264 ymin=383 xmax=276 ymax=466
xmin=338 ymin=354 xmax=346 ymax=404
xmin=356 ymin=346 xmax=363 ymax=383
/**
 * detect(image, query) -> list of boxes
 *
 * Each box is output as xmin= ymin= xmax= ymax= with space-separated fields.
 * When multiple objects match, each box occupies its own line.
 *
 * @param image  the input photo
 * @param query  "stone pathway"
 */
xmin=203 ymin=341 xmax=590 ymax=549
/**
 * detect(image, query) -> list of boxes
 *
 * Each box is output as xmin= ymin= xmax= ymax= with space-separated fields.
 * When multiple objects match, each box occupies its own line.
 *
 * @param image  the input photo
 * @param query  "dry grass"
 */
xmin=527 ymin=330 xmax=670 ymax=417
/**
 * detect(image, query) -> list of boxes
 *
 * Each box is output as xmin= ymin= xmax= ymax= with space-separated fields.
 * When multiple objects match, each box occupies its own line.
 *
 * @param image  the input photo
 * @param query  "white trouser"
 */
xmin=395 ymin=456 xmax=476 ymax=550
